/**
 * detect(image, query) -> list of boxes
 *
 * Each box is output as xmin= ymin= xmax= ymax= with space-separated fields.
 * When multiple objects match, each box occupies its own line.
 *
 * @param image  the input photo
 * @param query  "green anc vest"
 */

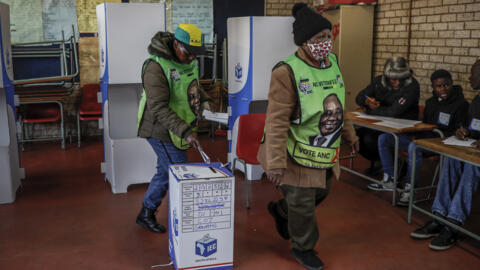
xmin=137 ymin=55 xmax=199 ymax=150
xmin=285 ymin=53 xmax=345 ymax=169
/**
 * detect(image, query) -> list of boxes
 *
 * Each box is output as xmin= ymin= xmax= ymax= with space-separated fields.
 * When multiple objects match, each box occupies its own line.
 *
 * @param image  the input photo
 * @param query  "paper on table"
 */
xmin=374 ymin=119 xmax=422 ymax=129
xmin=352 ymin=111 xmax=382 ymax=120
xmin=373 ymin=120 xmax=415 ymax=129
xmin=352 ymin=112 xmax=422 ymax=127
xmin=202 ymin=110 xmax=228 ymax=125
xmin=442 ymin=136 xmax=475 ymax=147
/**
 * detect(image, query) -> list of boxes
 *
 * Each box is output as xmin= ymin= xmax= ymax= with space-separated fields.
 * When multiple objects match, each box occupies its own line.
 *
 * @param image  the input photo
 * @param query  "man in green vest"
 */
xmin=257 ymin=3 xmax=359 ymax=270
xmin=136 ymin=24 xmax=211 ymax=234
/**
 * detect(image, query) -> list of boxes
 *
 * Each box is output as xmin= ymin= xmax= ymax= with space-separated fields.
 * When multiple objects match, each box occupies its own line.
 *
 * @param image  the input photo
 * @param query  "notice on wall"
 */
xmin=171 ymin=0 xmax=213 ymax=44
xmin=76 ymin=0 xmax=121 ymax=33
xmin=42 ymin=0 xmax=78 ymax=41
xmin=2 ymin=0 xmax=43 ymax=44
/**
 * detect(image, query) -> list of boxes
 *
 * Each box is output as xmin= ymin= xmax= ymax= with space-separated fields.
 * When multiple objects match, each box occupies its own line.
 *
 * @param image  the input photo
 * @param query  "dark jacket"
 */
xmin=466 ymin=94 xmax=480 ymax=140
xmin=355 ymin=75 xmax=420 ymax=120
xmin=138 ymin=31 xmax=210 ymax=142
xmin=422 ymin=85 xmax=469 ymax=138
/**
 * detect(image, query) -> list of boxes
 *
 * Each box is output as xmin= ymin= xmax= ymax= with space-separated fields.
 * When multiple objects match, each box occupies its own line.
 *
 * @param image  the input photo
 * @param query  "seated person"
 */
xmin=410 ymin=60 xmax=480 ymax=251
xmin=355 ymin=57 xmax=420 ymax=176
xmin=369 ymin=69 xmax=469 ymax=205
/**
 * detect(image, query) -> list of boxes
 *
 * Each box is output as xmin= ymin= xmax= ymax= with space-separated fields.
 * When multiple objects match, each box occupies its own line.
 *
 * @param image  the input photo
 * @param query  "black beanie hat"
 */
xmin=292 ymin=3 xmax=332 ymax=46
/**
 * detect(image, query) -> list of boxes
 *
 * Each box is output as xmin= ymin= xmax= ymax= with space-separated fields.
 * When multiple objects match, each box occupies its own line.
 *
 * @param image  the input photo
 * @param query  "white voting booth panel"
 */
xmin=0 ymin=3 xmax=23 ymax=204
xmin=169 ymin=162 xmax=234 ymax=270
xmin=101 ymin=92 xmax=156 ymax=194
xmin=226 ymin=17 xmax=296 ymax=180
xmin=0 ymin=90 xmax=23 ymax=204
xmin=96 ymin=3 xmax=165 ymax=193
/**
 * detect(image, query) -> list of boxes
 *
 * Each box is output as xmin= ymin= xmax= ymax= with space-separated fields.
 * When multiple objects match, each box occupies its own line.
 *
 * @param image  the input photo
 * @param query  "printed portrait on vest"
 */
xmin=309 ymin=93 xmax=343 ymax=147
xmin=187 ymin=79 xmax=201 ymax=117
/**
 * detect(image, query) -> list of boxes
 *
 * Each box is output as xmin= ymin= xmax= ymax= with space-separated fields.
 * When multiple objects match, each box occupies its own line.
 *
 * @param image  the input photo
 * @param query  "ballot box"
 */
xmin=168 ymin=162 xmax=234 ymax=270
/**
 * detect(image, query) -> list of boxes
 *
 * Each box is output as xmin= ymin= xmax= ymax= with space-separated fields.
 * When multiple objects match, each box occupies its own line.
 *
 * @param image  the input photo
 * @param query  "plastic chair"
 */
xmin=21 ymin=102 xmax=64 ymax=150
xmin=77 ymin=84 xmax=102 ymax=147
xmin=232 ymin=113 xmax=266 ymax=209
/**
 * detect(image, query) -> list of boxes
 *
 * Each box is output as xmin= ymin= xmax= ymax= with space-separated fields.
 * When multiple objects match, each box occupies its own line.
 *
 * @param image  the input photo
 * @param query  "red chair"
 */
xmin=232 ymin=113 xmax=266 ymax=209
xmin=77 ymin=84 xmax=102 ymax=147
xmin=21 ymin=102 xmax=64 ymax=150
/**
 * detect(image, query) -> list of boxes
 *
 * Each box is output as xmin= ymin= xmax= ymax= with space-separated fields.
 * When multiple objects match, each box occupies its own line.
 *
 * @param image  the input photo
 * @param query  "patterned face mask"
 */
xmin=307 ymin=39 xmax=332 ymax=61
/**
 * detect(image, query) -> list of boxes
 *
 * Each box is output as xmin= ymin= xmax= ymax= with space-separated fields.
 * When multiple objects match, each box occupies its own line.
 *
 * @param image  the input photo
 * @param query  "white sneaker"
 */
xmin=367 ymin=173 xmax=394 ymax=191
xmin=398 ymin=191 xmax=410 ymax=206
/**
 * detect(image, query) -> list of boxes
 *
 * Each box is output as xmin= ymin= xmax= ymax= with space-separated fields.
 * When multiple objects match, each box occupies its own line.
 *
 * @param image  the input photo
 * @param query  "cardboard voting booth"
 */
xmin=96 ymin=3 xmax=166 ymax=193
xmin=169 ymin=162 xmax=234 ymax=270
xmin=0 ymin=2 xmax=24 ymax=204
xmin=226 ymin=16 xmax=296 ymax=180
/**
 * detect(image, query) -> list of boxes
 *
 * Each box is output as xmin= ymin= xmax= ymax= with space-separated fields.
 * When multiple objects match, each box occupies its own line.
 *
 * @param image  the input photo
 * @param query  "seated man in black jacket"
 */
xmin=410 ymin=60 xmax=480 ymax=251
xmin=355 ymin=57 xmax=420 ymax=175
xmin=371 ymin=69 xmax=469 ymax=206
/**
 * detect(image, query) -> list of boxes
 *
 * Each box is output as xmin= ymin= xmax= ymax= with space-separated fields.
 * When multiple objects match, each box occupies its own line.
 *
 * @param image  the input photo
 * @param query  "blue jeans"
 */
xmin=378 ymin=133 xmax=425 ymax=185
xmin=432 ymin=157 xmax=480 ymax=224
xmin=143 ymin=138 xmax=188 ymax=210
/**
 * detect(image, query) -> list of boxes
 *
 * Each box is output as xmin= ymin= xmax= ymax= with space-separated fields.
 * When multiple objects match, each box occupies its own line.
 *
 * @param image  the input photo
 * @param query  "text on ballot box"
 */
xmin=169 ymin=162 xmax=234 ymax=270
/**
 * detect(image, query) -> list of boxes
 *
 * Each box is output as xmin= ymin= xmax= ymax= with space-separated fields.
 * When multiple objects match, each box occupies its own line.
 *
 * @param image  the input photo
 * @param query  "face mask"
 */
xmin=307 ymin=39 xmax=332 ymax=61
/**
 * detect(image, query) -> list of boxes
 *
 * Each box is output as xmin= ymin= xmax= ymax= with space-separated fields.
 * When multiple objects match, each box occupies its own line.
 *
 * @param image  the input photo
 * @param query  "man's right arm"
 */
xmin=143 ymin=61 xmax=193 ymax=139
xmin=355 ymin=78 xmax=377 ymax=108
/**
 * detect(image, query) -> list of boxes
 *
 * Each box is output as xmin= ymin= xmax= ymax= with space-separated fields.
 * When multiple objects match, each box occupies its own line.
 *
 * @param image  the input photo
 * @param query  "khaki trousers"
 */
xmin=277 ymin=169 xmax=333 ymax=251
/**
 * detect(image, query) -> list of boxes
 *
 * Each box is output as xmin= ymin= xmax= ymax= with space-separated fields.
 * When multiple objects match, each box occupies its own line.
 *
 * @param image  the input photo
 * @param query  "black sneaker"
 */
xmin=410 ymin=220 xmax=443 ymax=239
xmin=290 ymin=249 xmax=324 ymax=270
xmin=429 ymin=226 xmax=458 ymax=251
xmin=267 ymin=201 xmax=290 ymax=240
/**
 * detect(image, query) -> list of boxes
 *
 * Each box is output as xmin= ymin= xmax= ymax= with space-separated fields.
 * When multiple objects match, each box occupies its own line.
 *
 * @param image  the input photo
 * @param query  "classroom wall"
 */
xmin=373 ymin=0 xmax=480 ymax=102
xmin=265 ymin=0 xmax=314 ymax=16
xmin=265 ymin=0 xmax=480 ymax=103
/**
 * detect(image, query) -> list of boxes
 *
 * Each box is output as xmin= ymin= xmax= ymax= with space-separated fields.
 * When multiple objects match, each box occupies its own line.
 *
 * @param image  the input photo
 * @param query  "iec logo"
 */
xmin=195 ymin=234 xmax=217 ymax=257
xmin=234 ymin=63 xmax=242 ymax=79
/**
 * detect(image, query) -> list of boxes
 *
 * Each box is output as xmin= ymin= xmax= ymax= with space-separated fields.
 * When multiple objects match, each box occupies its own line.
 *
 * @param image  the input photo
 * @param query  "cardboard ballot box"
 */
xmin=169 ymin=162 xmax=234 ymax=270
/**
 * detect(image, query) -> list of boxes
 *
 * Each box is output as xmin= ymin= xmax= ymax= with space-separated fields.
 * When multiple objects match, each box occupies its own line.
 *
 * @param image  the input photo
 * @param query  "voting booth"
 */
xmin=96 ymin=3 xmax=165 ymax=193
xmin=169 ymin=162 xmax=234 ymax=270
xmin=0 ymin=3 xmax=24 ymax=204
xmin=226 ymin=17 xmax=296 ymax=180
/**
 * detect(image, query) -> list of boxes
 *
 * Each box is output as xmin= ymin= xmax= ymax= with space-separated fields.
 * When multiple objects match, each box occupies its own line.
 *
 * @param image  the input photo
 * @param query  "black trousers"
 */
xmin=356 ymin=127 xmax=381 ymax=162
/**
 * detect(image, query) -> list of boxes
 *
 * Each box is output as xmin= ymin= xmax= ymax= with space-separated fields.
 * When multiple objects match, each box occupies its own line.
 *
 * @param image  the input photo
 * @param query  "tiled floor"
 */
xmin=0 ymin=135 xmax=478 ymax=270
